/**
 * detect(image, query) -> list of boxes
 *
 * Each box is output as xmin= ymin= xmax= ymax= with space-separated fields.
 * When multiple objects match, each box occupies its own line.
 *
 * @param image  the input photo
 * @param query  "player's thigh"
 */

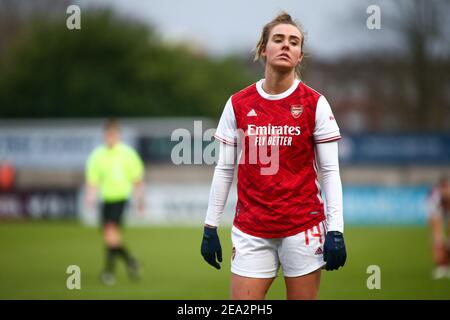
xmin=231 ymin=273 xmax=275 ymax=300
xmin=284 ymin=268 xmax=321 ymax=300
xmin=231 ymin=226 xmax=279 ymax=279
xmin=278 ymin=222 xmax=326 ymax=278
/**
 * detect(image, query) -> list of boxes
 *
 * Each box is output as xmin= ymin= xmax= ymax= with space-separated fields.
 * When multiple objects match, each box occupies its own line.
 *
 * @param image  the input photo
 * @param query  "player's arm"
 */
xmin=201 ymin=142 xmax=237 ymax=269
xmin=133 ymin=179 xmax=146 ymax=214
xmin=201 ymin=97 xmax=238 ymax=270
xmin=130 ymin=149 xmax=146 ymax=215
xmin=315 ymin=141 xmax=346 ymax=271
xmin=85 ymin=183 xmax=98 ymax=209
xmin=315 ymin=141 xmax=343 ymax=233
xmin=85 ymin=151 xmax=100 ymax=210
xmin=313 ymin=95 xmax=346 ymax=271
xmin=204 ymin=142 xmax=237 ymax=228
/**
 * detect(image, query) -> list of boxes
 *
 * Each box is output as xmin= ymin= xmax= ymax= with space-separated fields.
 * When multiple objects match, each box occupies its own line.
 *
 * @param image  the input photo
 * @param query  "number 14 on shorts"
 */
xmin=304 ymin=224 xmax=324 ymax=246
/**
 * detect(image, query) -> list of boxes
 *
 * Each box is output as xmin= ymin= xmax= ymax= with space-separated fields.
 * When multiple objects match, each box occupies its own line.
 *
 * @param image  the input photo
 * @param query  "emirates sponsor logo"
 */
xmin=247 ymin=124 xmax=301 ymax=147
xmin=247 ymin=124 xmax=301 ymax=136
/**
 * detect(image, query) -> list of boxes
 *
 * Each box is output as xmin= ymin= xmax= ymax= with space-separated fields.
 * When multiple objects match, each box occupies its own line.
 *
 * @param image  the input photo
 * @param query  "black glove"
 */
xmin=323 ymin=231 xmax=347 ymax=271
xmin=201 ymin=226 xmax=222 ymax=269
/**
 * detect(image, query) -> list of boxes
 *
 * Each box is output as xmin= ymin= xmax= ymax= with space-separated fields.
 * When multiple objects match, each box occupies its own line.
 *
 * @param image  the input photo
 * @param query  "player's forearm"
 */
xmin=133 ymin=180 xmax=145 ymax=201
xmin=321 ymin=168 xmax=344 ymax=233
xmin=204 ymin=142 xmax=237 ymax=227
xmin=85 ymin=183 xmax=97 ymax=198
xmin=84 ymin=183 xmax=98 ymax=209
xmin=204 ymin=167 xmax=235 ymax=227
xmin=315 ymin=141 xmax=344 ymax=233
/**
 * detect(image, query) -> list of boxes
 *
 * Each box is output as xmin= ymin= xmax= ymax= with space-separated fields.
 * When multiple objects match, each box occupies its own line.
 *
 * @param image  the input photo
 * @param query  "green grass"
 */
xmin=0 ymin=222 xmax=449 ymax=299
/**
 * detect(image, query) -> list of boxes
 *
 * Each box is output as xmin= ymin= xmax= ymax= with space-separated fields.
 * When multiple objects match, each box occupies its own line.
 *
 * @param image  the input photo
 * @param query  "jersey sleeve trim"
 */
xmin=214 ymin=134 xmax=237 ymax=146
xmin=215 ymin=96 xmax=238 ymax=145
xmin=314 ymin=134 xmax=342 ymax=144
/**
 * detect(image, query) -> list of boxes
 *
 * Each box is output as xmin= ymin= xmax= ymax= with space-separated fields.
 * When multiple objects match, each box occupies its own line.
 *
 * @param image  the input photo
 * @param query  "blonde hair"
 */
xmin=254 ymin=12 xmax=306 ymax=78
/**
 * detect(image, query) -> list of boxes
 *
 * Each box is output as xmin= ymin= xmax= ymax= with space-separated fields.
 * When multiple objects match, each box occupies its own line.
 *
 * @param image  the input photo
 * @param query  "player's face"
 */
xmin=262 ymin=24 xmax=303 ymax=73
xmin=104 ymin=128 xmax=120 ymax=147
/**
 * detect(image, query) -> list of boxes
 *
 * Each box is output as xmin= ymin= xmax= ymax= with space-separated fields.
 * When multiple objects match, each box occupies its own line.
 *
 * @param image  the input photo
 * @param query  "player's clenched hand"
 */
xmin=323 ymin=231 xmax=347 ymax=271
xmin=201 ymin=226 xmax=222 ymax=270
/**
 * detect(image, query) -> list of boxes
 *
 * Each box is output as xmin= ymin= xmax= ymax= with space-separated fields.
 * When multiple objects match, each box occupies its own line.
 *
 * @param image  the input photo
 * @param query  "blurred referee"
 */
xmin=85 ymin=119 xmax=146 ymax=286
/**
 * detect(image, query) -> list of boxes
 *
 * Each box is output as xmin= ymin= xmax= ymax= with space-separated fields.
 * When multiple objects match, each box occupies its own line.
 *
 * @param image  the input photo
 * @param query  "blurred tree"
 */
xmin=0 ymin=0 xmax=70 ymax=59
xmin=0 ymin=8 xmax=254 ymax=118
xmin=388 ymin=0 xmax=450 ymax=130
xmin=308 ymin=0 xmax=450 ymax=132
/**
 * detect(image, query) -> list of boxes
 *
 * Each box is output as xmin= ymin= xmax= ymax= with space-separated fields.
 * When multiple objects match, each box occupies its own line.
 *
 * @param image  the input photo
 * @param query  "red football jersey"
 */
xmin=215 ymin=79 xmax=341 ymax=238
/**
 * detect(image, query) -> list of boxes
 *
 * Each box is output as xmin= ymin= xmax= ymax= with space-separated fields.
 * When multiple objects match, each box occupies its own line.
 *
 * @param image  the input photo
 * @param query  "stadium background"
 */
xmin=1 ymin=0 xmax=450 ymax=299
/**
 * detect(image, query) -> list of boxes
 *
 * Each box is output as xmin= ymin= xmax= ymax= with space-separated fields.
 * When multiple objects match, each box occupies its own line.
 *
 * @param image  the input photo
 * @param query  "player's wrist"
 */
xmin=204 ymin=225 xmax=218 ymax=237
xmin=327 ymin=231 xmax=343 ymax=237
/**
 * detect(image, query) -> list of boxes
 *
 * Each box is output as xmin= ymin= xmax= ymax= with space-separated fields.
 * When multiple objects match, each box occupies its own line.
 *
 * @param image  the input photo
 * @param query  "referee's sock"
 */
xmin=105 ymin=246 xmax=116 ymax=273
xmin=112 ymin=246 xmax=131 ymax=263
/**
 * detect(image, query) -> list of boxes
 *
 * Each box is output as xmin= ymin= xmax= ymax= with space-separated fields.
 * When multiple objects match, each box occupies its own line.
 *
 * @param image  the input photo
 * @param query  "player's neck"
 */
xmin=106 ymin=142 xmax=120 ymax=149
xmin=263 ymin=68 xmax=296 ymax=95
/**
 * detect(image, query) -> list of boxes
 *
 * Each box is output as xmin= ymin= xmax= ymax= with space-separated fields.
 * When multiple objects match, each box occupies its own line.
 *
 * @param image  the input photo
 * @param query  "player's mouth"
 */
xmin=277 ymin=53 xmax=291 ymax=61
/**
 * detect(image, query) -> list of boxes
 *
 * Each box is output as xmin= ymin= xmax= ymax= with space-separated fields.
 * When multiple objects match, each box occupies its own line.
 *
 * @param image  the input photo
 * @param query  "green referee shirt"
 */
xmin=86 ymin=143 xmax=145 ymax=202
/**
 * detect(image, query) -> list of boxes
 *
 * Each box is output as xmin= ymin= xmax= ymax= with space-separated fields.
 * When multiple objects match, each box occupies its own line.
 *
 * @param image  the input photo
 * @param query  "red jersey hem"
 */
xmin=233 ymin=216 xmax=326 ymax=239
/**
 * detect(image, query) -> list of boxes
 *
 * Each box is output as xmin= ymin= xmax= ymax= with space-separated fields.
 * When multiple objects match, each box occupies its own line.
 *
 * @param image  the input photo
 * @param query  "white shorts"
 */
xmin=231 ymin=222 xmax=327 ymax=278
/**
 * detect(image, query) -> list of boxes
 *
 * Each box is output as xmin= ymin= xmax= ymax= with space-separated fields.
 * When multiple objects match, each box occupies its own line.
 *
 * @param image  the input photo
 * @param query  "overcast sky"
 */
xmin=79 ymin=0 xmax=402 ymax=59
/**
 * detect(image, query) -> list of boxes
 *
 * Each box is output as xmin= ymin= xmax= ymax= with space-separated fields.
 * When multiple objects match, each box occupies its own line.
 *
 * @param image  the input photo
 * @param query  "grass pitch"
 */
xmin=0 ymin=222 xmax=449 ymax=299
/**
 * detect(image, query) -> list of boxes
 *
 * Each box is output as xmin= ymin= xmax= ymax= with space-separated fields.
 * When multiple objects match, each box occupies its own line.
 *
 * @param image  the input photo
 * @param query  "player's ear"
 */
xmin=298 ymin=52 xmax=304 ymax=64
xmin=261 ymin=44 xmax=267 ymax=58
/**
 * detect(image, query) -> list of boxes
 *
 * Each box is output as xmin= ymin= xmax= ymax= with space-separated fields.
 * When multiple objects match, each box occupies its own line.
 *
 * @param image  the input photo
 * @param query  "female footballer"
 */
xmin=201 ymin=12 xmax=346 ymax=300
xmin=427 ymin=176 xmax=450 ymax=279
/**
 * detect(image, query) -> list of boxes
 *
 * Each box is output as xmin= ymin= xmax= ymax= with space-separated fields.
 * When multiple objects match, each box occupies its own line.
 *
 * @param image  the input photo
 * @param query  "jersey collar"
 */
xmin=256 ymin=78 xmax=300 ymax=100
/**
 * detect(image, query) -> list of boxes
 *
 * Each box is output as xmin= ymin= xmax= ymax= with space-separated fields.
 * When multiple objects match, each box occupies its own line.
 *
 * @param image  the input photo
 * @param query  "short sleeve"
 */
xmin=313 ymin=96 xmax=341 ymax=144
xmin=86 ymin=149 xmax=100 ymax=185
xmin=214 ymin=97 xmax=237 ymax=146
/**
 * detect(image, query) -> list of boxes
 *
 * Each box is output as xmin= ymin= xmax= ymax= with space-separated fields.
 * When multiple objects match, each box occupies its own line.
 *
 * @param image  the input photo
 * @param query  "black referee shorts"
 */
xmin=101 ymin=200 xmax=128 ymax=227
